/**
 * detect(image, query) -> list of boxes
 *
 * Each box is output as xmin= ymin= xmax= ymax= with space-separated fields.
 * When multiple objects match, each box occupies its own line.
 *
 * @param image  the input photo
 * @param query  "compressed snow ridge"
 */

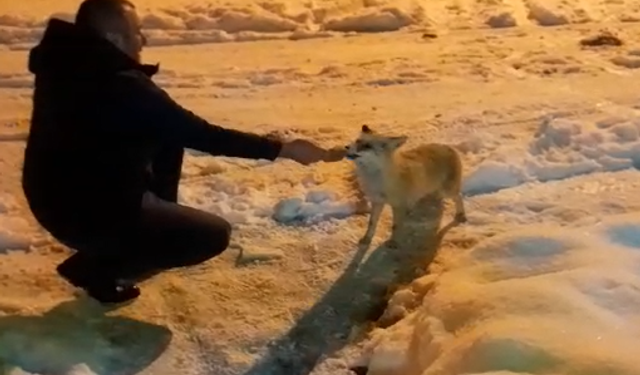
xmin=352 ymin=213 xmax=640 ymax=375
xmin=1 ymin=0 xmax=637 ymax=49
xmin=462 ymin=113 xmax=640 ymax=196
xmin=0 ymin=2 xmax=426 ymax=49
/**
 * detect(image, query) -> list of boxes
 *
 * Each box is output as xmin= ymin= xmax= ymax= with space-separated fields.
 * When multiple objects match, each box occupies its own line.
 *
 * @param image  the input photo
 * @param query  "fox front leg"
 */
xmin=359 ymin=201 xmax=385 ymax=247
xmin=354 ymin=190 xmax=370 ymax=215
xmin=453 ymin=193 xmax=467 ymax=223
xmin=391 ymin=205 xmax=409 ymax=232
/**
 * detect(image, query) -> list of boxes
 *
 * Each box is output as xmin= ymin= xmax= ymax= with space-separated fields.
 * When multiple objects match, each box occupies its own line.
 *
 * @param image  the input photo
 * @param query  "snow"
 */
xmin=357 ymin=215 xmax=640 ymax=375
xmin=462 ymin=114 xmax=640 ymax=196
xmin=272 ymin=191 xmax=356 ymax=225
xmin=2 ymin=0 xmax=640 ymax=50
xmin=2 ymin=0 xmax=640 ymax=375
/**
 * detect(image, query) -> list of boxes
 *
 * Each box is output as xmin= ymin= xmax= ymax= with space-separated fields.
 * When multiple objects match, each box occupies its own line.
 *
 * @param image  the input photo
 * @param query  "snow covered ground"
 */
xmin=2 ymin=0 xmax=640 ymax=374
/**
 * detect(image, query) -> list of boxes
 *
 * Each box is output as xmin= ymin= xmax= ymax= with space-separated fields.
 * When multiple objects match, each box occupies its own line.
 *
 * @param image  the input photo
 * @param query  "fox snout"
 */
xmin=345 ymin=144 xmax=360 ymax=160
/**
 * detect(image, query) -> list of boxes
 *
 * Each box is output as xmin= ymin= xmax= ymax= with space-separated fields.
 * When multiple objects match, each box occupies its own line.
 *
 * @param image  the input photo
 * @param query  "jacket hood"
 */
xmin=28 ymin=18 xmax=158 ymax=77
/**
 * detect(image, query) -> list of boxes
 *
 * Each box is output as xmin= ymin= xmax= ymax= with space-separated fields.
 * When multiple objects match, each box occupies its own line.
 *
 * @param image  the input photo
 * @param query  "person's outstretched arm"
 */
xmin=103 ymin=70 xmax=283 ymax=160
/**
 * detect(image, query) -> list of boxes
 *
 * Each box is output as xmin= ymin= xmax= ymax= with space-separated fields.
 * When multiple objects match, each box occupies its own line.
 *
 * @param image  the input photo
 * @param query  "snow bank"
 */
xmin=356 ymin=213 xmax=640 ymax=375
xmin=462 ymin=114 xmax=640 ymax=196
xmin=0 ymin=0 xmax=634 ymax=49
xmin=0 ymin=1 xmax=427 ymax=49
xmin=320 ymin=7 xmax=418 ymax=33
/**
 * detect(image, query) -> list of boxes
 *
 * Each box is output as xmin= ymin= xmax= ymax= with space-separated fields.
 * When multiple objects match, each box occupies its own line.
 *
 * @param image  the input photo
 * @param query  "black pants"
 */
xmin=57 ymin=146 xmax=232 ymax=283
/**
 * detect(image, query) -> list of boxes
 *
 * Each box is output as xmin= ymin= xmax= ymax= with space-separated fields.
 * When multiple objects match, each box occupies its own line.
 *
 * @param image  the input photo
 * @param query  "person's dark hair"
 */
xmin=75 ymin=0 xmax=135 ymax=30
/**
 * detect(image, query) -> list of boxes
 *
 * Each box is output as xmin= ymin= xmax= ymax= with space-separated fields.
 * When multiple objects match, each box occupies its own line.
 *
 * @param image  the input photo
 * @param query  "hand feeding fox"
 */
xmin=345 ymin=125 xmax=467 ymax=247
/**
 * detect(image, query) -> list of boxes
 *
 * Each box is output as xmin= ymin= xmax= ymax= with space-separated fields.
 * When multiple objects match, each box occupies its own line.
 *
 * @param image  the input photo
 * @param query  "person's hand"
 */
xmin=278 ymin=139 xmax=346 ymax=165
xmin=325 ymin=146 xmax=348 ymax=162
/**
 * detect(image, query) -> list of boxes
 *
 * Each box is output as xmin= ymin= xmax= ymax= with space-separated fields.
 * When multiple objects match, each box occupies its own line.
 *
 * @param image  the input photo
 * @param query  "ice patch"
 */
xmin=605 ymin=224 xmax=640 ymax=249
xmin=594 ymin=216 xmax=640 ymax=250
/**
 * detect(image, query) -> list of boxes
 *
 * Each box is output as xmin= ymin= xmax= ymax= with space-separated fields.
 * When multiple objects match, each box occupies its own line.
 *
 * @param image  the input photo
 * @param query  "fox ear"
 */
xmin=388 ymin=136 xmax=408 ymax=149
xmin=361 ymin=124 xmax=372 ymax=133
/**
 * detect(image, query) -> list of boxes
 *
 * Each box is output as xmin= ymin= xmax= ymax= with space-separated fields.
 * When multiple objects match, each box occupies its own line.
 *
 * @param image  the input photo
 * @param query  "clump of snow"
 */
xmin=463 ymin=161 xmax=530 ymax=196
xmin=0 ymin=229 xmax=31 ymax=252
xmin=272 ymin=190 xmax=357 ymax=225
xmin=0 ymin=215 xmax=34 ymax=252
xmin=140 ymin=12 xmax=187 ymax=30
xmin=526 ymin=2 xmax=570 ymax=26
xmin=288 ymin=29 xmax=334 ymax=41
xmin=611 ymin=55 xmax=640 ymax=69
xmin=184 ymin=9 xmax=299 ymax=33
xmin=321 ymin=7 xmax=417 ymax=33
xmin=485 ymin=12 xmax=518 ymax=28
xmin=356 ymin=214 xmax=640 ymax=375
xmin=462 ymin=115 xmax=640 ymax=196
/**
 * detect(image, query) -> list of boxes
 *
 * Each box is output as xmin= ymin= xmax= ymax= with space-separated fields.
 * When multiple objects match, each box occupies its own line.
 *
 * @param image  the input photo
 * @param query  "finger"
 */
xmin=323 ymin=150 xmax=345 ymax=162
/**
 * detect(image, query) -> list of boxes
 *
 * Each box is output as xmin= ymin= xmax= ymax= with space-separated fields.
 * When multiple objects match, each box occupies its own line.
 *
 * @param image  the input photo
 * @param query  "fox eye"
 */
xmin=356 ymin=141 xmax=371 ymax=151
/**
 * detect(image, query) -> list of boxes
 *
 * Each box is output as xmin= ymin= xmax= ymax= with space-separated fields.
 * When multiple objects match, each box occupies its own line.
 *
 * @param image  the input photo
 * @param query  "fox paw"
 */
xmin=455 ymin=212 xmax=468 ymax=223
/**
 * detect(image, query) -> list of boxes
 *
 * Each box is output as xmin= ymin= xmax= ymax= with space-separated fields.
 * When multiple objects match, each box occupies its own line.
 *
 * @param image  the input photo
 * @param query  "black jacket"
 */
xmin=23 ymin=19 xmax=282 ymax=237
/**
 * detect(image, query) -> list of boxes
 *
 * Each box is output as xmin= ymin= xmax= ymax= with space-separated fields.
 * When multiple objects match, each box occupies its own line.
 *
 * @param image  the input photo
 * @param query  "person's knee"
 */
xmin=191 ymin=217 xmax=232 ymax=262
xmin=211 ymin=218 xmax=232 ymax=254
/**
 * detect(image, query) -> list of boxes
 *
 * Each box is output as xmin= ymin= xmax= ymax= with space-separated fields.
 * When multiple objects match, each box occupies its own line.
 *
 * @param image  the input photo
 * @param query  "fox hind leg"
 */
xmin=443 ymin=168 xmax=467 ymax=223
xmin=453 ymin=193 xmax=467 ymax=223
xmin=359 ymin=201 xmax=385 ymax=247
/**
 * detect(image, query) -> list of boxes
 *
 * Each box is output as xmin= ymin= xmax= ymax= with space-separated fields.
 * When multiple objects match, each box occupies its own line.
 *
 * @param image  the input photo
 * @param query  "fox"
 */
xmin=345 ymin=124 xmax=467 ymax=247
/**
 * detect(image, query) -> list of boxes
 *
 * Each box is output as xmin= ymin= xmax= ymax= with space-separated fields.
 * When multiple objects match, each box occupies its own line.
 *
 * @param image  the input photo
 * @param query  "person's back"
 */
xmin=24 ymin=17 xmax=161 ymax=238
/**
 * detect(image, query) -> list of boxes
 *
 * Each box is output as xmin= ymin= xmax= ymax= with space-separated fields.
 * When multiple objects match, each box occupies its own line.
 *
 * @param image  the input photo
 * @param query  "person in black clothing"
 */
xmin=23 ymin=0 xmax=344 ymax=306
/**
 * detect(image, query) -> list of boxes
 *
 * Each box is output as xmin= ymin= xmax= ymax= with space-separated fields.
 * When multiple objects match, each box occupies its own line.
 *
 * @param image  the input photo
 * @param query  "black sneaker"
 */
xmin=84 ymin=280 xmax=141 ymax=305
xmin=57 ymin=260 xmax=141 ymax=305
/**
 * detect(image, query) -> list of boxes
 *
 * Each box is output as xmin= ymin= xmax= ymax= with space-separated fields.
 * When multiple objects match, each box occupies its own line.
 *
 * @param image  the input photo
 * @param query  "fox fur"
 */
xmin=345 ymin=124 xmax=467 ymax=246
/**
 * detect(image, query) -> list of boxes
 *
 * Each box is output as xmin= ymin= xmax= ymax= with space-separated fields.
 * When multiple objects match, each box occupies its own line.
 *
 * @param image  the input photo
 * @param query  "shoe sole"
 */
xmin=72 ymin=289 xmax=139 ymax=310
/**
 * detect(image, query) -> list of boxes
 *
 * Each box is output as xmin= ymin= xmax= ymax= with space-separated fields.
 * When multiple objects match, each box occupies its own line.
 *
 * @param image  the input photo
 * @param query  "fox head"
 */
xmin=345 ymin=125 xmax=408 ymax=165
